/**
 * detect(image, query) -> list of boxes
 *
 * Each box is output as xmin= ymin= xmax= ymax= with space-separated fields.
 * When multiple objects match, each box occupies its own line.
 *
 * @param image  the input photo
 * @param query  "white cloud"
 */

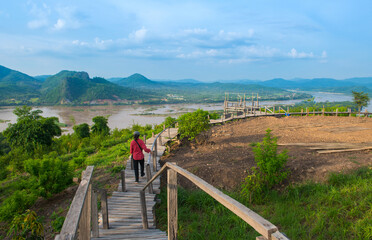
xmin=130 ymin=27 xmax=147 ymax=42
xmin=27 ymin=2 xmax=51 ymax=29
xmin=288 ymin=48 xmax=314 ymax=58
xmin=321 ymin=50 xmax=327 ymax=58
xmin=53 ymin=19 xmax=66 ymax=30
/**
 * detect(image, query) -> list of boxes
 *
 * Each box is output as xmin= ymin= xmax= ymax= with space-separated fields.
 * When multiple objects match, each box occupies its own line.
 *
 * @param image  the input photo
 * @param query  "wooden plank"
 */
xmin=167 ymin=167 xmax=178 ymax=240
xmin=318 ymin=146 xmax=372 ymax=154
xmin=59 ymin=166 xmax=94 ymax=240
xmin=166 ymin=163 xmax=277 ymax=239
xmin=271 ymin=231 xmax=290 ymax=240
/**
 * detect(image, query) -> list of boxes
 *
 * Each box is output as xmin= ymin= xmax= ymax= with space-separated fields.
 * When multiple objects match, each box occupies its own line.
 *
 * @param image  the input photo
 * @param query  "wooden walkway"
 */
xmin=92 ymin=128 xmax=178 ymax=240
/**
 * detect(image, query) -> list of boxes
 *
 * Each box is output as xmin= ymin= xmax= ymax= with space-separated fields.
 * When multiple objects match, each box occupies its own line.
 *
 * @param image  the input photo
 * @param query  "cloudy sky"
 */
xmin=0 ymin=0 xmax=371 ymax=81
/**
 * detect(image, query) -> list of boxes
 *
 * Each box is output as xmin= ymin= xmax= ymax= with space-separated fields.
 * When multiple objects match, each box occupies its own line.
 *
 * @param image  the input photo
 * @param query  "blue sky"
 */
xmin=0 ymin=0 xmax=371 ymax=81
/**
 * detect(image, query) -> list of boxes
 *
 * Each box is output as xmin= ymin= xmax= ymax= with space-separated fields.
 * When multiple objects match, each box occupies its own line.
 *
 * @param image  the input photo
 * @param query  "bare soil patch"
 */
xmin=161 ymin=116 xmax=372 ymax=191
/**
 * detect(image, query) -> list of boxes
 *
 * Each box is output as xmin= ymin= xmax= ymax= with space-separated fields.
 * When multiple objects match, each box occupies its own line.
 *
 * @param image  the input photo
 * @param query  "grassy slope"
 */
xmin=155 ymin=167 xmax=372 ymax=239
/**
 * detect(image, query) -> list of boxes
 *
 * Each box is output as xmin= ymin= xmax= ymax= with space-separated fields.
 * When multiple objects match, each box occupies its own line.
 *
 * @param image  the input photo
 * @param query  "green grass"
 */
xmin=155 ymin=167 xmax=372 ymax=240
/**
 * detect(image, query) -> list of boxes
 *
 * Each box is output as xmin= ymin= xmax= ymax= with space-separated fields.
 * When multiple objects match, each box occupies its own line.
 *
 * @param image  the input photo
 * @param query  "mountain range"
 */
xmin=0 ymin=64 xmax=371 ymax=105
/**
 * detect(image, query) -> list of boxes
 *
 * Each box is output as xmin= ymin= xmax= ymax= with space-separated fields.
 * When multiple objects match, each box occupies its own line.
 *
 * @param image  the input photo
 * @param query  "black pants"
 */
xmin=133 ymin=159 xmax=145 ymax=182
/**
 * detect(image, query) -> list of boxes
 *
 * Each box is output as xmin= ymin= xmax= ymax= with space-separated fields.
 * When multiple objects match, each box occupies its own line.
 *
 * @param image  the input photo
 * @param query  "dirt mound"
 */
xmin=161 ymin=116 xmax=372 ymax=191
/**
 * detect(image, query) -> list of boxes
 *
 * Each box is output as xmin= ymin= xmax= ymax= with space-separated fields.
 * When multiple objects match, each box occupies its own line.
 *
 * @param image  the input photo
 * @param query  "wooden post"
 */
xmin=168 ymin=167 xmax=178 ymax=240
xmin=287 ymin=107 xmax=289 ymax=114
xmin=273 ymin=106 xmax=275 ymax=114
xmin=79 ymin=183 xmax=91 ymax=240
xmin=313 ymin=108 xmax=315 ymax=116
xmin=265 ymin=107 xmax=267 ymax=115
xmin=322 ymin=107 xmax=325 ymax=116
xmin=140 ymin=190 xmax=149 ymax=229
xmin=336 ymin=108 xmax=338 ymax=117
xmin=348 ymin=108 xmax=351 ymax=117
xmin=121 ymin=170 xmax=126 ymax=192
xmin=146 ymin=164 xmax=153 ymax=194
xmin=159 ymin=135 xmax=162 ymax=145
xmin=101 ymin=189 xmax=109 ymax=229
xmin=306 ymin=107 xmax=309 ymax=116
xmin=131 ymin=156 xmax=134 ymax=170
xmin=152 ymin=132 xmax=155 ymax=138
xmin=168 ymin=127 xmax=171 ymax=139
xmin=92 ymin=190 xmax=99 ymax=238
xmin=153 ymin=140 xmax=158 ymax=171
xmin=301 ymin=109 xmax=303 ymax=115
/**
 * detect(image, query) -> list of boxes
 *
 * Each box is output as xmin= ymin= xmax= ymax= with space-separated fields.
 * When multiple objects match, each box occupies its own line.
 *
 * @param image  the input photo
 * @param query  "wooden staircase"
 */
xmin=92 ymin=129 xmax=178 ymax=240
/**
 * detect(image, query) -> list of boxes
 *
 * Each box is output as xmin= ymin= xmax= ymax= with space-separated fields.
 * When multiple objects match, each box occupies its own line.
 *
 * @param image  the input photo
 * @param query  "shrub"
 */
xmin=73 ymin=123 xmax=90 ymax=138
xmin=51 ymin=211 xmax=65 ymax=233
xmin=24 ymin=157 xmax=73 ymax=198
xmin=241 ymin=129 xmax=289 ymax=203
xmin=0 ymin=190 xmax=38 ymax=222
xmin=7 ymin=210 xmax=44 ymax=239
xmin=163 ymin=116 xmax=177 ymax=128
xmin=91 ymin=116 xmax=110 ymax=136
xmin=177 ymin=109 xmax=210 ymax=141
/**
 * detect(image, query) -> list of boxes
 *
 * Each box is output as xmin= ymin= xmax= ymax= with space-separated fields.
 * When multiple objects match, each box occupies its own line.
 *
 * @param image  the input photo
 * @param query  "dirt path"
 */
xmin=162 ymin=116 xmax=372 ymax=190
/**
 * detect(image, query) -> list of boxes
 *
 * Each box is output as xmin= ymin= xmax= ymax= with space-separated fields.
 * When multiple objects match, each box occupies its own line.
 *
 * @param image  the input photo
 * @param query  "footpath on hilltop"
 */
xmin=162 ymin=116 xmax=372 ymax=190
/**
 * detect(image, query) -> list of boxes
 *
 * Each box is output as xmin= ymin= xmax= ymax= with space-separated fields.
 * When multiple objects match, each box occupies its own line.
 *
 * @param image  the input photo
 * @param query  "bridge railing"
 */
xmin=142 ymin=124 xmax=176 ymax=195
xmin=56 ymin=166 xmax=109 ymax=240
xmin=140 ymin=162 xmax=289 ymax=240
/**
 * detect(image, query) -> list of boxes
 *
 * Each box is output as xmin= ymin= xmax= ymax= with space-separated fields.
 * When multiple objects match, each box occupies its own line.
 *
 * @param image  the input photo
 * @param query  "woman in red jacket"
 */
xmin=130 ymin=131 xmax=151 ymax=183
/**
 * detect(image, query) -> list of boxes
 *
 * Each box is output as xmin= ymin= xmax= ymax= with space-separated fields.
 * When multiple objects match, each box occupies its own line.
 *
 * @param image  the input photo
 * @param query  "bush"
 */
xmin=177 ymin=109 xmax=210 ymax=141
xmin=163 ymin=116 xmax=177 ymax=128
xmin=51 ymin=211 xmax=65 ymax=233
xmin=73 ymin=123 xmax=90 ymax=138
xmin=24 ymin=157 xmax=73 ymax=198
xmin=7 ymin=210 xmax=44 ymax=239
xmin=241 ymin=129 xmax=289 ymax=203
xmin=0 ymin=190 xmax=38 ymax=222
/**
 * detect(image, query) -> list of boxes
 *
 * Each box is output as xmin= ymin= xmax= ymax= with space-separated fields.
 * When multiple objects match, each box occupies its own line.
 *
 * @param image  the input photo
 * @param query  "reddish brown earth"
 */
xmin=161 ymin=116 xmax=372 ymax=191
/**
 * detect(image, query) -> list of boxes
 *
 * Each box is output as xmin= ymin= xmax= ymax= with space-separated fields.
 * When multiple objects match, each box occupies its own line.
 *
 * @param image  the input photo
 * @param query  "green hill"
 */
xmin=0 ymin=65 xmax=41 ymax=101
xmin=41 ymin=71 xmax=150 ymax=104
xmin=115 ymin=73 xmax=165 ymax=88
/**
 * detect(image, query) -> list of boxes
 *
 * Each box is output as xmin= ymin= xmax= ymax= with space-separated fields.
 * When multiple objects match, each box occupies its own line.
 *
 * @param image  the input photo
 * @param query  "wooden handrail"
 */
xmin=57 ymin=166 xmax=95 ymax=240
xmin=141 ymin=162 xmax=289 ymax=240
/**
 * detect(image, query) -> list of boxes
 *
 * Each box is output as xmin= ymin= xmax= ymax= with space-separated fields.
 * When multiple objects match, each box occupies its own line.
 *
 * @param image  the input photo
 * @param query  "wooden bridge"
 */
xmin=56 ymin=124 xmax=290 ymax=240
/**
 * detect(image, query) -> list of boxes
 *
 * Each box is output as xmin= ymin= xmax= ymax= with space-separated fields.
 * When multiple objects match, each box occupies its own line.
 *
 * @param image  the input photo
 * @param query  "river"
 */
xmin=0 ymin=92 xmax=370 ymax=133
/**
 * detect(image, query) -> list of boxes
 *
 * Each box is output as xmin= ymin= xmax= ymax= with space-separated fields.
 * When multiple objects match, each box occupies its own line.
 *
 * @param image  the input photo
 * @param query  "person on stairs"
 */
xmin=130 ymin=131 xmax=151 ymax=183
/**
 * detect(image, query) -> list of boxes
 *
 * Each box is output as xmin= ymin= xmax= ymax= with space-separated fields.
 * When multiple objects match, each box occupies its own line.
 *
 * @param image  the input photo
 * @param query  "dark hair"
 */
xmin=133 ymin=131 xmax=140 ymax=139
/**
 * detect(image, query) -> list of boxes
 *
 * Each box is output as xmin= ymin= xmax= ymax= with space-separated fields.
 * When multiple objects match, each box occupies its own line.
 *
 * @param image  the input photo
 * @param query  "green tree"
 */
xmin=91 ymin=116 xmax=110 ymax=136
xmin=73 ymin=123 xmax=90 ymax=138
xmin=241 ymin=129 xmax=289 ymax=203
xmin=177 ymin=109 xmax=210 ymax=141
xmin=352 ymin=91 xmax=370 ymax=114
xmin=3 ymin=106 xmax=61 ymax=153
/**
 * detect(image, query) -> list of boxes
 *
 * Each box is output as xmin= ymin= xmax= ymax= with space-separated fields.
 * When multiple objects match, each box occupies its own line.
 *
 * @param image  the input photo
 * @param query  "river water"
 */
xmin=0 ymin=92 xmax=370 ymax=133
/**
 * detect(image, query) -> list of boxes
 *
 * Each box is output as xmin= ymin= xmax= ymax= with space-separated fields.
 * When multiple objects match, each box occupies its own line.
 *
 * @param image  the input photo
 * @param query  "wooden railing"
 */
xmin=140 ymin=162 xmax=289 ymax=240
xmin=143 ymin=125 xmax=176 ymax=195
xmin=217 ymin=107 xmax=372 ymax=124
xmin=56 ymin=166 xmax=109 ymax=240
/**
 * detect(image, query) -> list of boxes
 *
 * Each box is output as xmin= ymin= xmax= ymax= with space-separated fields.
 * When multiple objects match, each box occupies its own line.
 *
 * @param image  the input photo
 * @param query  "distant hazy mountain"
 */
xmin=0 ymin=65 xmax=41 ymax=100
xmin=40 ymin=71 xmax=148 ymax=104
xmin=115 ymin=73 xmax=165 ymax=88
xmin=33 ymin=75 xmax=52 ymax=82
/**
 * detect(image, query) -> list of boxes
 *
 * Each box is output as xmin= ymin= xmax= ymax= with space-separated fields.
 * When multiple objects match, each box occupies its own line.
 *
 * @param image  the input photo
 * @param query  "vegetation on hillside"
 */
xmin=0 ymin=106 xmax=172 ymax=237
xmin=156 ymin=167 xmax=371 ymax=239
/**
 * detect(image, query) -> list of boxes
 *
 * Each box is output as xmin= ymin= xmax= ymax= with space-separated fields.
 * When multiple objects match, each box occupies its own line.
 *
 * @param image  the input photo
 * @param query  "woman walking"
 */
xmin=130 ymin=131 xmax=151 ymax=183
